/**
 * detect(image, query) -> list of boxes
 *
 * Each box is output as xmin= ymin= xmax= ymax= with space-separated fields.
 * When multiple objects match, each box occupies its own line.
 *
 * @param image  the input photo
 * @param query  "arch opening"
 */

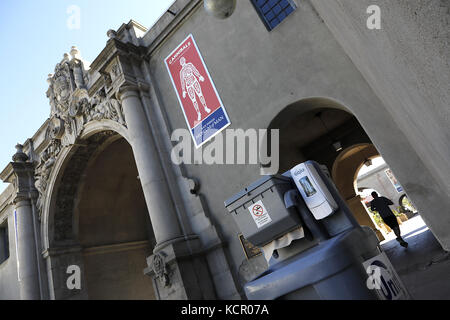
xmin=268 ymin=98 xmax=420 ymax=242
xmin=355 ymin=155 xmax=419 ymax=239
xmin=47 ymin=131 xmax=156 ymax=299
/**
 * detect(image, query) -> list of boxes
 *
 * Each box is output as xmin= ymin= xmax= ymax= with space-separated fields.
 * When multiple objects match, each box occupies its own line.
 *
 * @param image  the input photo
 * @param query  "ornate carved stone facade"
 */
xmin=46 ymin=47 xmax=127 ymax=146
xmin=34 ymin=47 xmax=127 ymax=219
xmin=34 ymin=139 xmax=61 ymax=218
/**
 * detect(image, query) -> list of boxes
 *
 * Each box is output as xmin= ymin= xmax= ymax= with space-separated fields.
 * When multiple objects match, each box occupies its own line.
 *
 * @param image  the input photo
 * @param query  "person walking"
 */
xmin=370 ymin=191 xmax=408 ymax=248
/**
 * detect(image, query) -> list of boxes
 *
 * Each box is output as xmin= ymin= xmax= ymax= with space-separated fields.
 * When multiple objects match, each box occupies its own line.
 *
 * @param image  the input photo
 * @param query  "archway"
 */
xmin=76 ymin=137 xmax=155 ymax=299
xmin=331 ymin=144 xmax=384 ymax=240
xmin=268 ymin=98 xmax=384 ymax=240
xmin=44 ymin=130 xmax=156 ymax=300
xmin=355 ymin=155 xmax=420 ymax=238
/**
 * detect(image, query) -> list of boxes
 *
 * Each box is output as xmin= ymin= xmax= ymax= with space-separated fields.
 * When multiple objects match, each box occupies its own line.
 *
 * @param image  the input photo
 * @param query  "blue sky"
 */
xmin=0 ymin=0 xmax=174 ymax=192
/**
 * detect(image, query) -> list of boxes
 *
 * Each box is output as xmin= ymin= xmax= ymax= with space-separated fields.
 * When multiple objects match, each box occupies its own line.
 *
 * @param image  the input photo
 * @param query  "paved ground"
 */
xmin=381 ymin=215 xmax=450 ymax=300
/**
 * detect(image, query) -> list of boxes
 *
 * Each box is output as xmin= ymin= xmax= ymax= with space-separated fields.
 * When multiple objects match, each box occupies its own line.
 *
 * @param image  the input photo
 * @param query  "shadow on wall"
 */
xmin=266 ymin=97 xmax=383 ymax=240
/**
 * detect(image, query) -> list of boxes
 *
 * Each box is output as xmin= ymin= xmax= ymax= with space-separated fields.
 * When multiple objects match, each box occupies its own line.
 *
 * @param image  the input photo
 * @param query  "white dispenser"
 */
xmin=290 ymin=162 xmax=338 ymax=220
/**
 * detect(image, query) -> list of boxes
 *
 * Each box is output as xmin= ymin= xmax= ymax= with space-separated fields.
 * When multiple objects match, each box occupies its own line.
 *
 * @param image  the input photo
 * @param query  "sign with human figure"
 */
xmin=165 ymin=34 xmax=231 ymax=148
xmin=180 ymin=56 xmax=211 ymax=121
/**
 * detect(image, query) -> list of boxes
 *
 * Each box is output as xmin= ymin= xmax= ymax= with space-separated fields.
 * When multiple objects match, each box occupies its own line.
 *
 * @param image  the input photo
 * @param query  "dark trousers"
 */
xmin=383 ymin=215 xmax=405 ymax=242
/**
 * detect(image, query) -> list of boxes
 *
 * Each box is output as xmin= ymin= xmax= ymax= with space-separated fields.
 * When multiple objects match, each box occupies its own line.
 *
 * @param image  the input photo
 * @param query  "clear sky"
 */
xmin=0 ymin=0 xmax=174 ymax=192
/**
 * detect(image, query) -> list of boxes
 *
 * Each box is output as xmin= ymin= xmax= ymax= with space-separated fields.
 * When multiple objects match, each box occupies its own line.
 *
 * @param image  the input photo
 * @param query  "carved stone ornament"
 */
xmin=35 ymin=47 xmax=128 ymax=218
xmin=47 ymin=117 xmax=65 ymax=140
xmin=34 ymin=139 xmax=62 ymax=219
xmin=86 ymin=88 xmax=126 ymax=126
xmin=152 ymin=253 xmax=170 ymax=287
xmin=69 ymin=97 xmax=88 ymax=117
xmin=45 ymin=48 xmax=127 ymax=145
xmin=110 ymin=63 xmax=121 ymax=80
xmin=47 ymin=55 xmax=72 ymax=118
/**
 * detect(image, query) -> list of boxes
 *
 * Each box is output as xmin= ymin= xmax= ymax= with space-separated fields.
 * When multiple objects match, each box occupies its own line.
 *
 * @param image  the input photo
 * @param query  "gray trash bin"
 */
xmin=244 ymin=226 xmax=383 ymax=300
xmin=224 ymin=175 xmax=302 ymax=247
xmin=226 ymin=161 xmax=410 ymax=300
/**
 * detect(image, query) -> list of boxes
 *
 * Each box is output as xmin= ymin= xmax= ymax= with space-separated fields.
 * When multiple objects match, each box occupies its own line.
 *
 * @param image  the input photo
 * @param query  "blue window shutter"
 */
xmin=250 ymin=0 xmax=297 ymax=31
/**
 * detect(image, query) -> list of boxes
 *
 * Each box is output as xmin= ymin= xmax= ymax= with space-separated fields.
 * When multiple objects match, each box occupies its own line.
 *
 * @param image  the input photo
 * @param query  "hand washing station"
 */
xmin=224 ymin=161 xmax=410 ymax=300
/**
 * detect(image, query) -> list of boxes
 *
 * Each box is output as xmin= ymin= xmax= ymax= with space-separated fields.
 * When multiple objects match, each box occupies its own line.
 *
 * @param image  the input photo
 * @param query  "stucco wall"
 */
xmin=0 ymin=206 xmax=20 ymax=299
xmin=309 ymin=0 xmax=450 ymax=248
xmin=0 ymin=0 xmax=448 ymax=299
xmin=310 ymin=0 xmax=450 ymax=190
xmin=83 ymin=245 xmax=155 ymax=300
xmin=146 ymin=0 xmax=449 ymax=284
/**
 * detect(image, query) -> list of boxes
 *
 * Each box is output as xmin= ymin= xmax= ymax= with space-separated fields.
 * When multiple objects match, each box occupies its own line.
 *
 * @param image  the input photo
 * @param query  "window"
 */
xmin=0 ymin=223 xmax=9 ymax=264
xmin=251 ymin=0 xmax=297 ymax=31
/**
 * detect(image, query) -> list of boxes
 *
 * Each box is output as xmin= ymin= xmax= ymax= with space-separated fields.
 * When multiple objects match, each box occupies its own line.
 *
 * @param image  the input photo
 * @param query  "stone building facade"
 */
xmin=0 ymin=0 xmax=448 ymax=299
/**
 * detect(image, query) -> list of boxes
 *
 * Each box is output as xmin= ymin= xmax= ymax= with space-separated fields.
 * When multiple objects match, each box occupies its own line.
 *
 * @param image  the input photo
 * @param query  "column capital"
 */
xmin=13 ymin=189 xmax=39 ymax=205
xmin=13 ymin=195 xmax=31 ymax=207
xmin=116 ymin=82 xmax=151 ymax=102
xmin=10 ymin=144 xmax=38 ymax=204
xmin=116 ymin=84 xmax=140 ymax=101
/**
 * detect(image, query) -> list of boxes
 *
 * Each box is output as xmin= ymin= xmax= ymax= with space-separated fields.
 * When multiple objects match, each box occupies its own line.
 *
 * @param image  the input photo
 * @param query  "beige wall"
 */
xmin=332 ymin=144 xmax=384 ymax=240
xmin=83 ymin=244 xmax=155 ymax=300
xmin=77 ymin=138 xmax=156 ymax=299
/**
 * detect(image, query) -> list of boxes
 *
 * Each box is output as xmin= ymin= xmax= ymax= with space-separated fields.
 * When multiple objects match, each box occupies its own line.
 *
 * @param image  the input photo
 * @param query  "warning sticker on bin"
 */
xmin=248 ymin=200 xmax=272 ymax=228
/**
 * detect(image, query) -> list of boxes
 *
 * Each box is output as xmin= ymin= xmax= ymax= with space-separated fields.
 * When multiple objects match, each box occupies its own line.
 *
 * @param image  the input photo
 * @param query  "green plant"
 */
xmin=393 ymin=207 xmax=402 ymax=217
xmin=367 ymin=208 xmax=384 ymax=228
xmin=401 ymin=196 xmax=417 ymax=213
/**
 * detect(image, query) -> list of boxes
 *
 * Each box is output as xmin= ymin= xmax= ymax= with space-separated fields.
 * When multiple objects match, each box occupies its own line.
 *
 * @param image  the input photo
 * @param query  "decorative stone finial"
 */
xmin=47 ymin=73 xmax=54 ymax=85
xmin=70 ymin=46 xmax=81 ymax=60
xmin=12 ymin=144 xmax=29 ymax=163
xmin=63 ymin=53 xmax=70 ymax=61
xmin=107 ymin=29 xmax=117 ymax=39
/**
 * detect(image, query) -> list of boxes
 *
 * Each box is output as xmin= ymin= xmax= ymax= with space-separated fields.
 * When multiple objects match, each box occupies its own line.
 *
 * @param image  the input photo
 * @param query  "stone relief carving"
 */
xmin=46 ymin=48 xmax=126 ymax=145
xmin=47 ymin=54 xmax=72 ymax=117
xmin=87 ymin=88 xmax=126 ymax=126
xmin=110 ymin=63 xmax=121 ymax=80
xmin=35 ymin=139 xmax=62 ymax=219
xmin=151 ymin=252 xmax=171 ymax=287
xmin=35 ymin=48 xmax=127 ymax=218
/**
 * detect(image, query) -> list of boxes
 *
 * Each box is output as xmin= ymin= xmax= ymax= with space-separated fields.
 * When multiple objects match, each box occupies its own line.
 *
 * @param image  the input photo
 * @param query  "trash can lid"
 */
xmin=224 ymin=174 xmax=292 ymax=208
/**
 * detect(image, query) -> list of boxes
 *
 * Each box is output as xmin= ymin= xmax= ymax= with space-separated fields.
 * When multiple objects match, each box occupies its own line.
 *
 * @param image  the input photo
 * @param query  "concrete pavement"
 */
xmin=381 ymin=215 xmax=450 ymax=300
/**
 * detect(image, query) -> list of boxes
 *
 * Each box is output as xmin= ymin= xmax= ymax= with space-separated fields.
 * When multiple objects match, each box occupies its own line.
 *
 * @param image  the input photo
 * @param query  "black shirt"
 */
xmin=370 ymin=196 xmax=395 ymax=219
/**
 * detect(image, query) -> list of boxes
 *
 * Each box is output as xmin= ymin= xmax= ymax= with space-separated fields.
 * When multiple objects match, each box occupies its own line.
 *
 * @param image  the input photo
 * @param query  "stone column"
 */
xmin=14 ymin=198 xmax=41 ymax=299
xmin=117 ymin=85 xmax=217 ymax=299
xmin=10 ymin=144 xmax=41 ymax=300
xmin=118 ymin=86 xmax=183 ymax=247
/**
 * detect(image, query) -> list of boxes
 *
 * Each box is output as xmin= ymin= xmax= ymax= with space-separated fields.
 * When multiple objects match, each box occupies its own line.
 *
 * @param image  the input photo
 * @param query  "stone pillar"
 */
xmin=14 ymin=198 xmax=41 ymax=299
xmin=118 ymin=86 xmax=183 ymax=247
xmin=117 ymin=85 xmax=216 ymax=299
xmin=10 ymin=144 xmax=41 ymax=300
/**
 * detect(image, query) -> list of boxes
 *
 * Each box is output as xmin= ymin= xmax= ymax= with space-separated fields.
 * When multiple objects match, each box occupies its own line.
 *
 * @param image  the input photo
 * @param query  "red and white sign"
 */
xmin=252 ymin=204 xmax=264 ymax=216
xmin=248 ymin=200 xmax=272 ymax=229
xmin=165 ymin=34 xmax=231 ymax=148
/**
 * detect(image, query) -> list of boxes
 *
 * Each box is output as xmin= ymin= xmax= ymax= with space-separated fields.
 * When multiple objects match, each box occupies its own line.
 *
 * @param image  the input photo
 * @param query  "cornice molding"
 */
xmin=143 ymin=0 xmax=203 ymax=57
